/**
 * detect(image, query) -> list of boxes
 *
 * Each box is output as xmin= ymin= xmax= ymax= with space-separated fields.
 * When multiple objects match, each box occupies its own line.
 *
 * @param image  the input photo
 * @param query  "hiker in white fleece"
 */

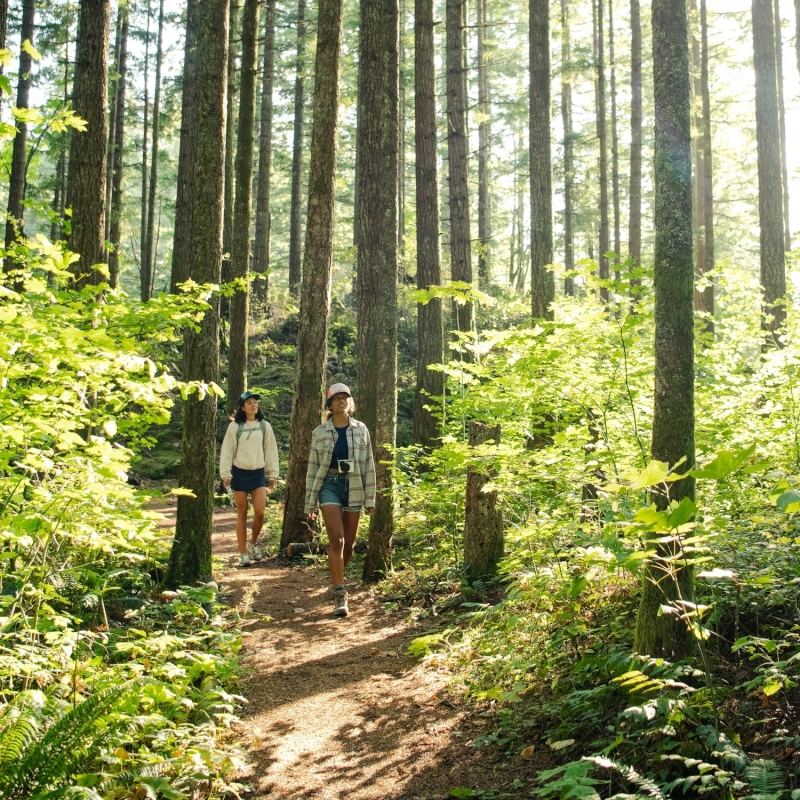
xmin=220 ymin=391 xmax=279 ymax=567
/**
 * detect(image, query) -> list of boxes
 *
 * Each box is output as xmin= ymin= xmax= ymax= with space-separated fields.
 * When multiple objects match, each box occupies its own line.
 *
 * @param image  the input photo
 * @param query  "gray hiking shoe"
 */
xmin=248 ymin=541 xmax=264 ymax=561
xmin=333 ymin=589 xmax=349 ymax=617
xmin=237 ymin=552 xmax=252 ymax=568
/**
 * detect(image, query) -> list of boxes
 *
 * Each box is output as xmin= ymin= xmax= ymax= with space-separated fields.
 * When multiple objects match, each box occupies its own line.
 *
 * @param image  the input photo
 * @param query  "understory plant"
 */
xmin=0 ymin=244 xmax=245 ymax=797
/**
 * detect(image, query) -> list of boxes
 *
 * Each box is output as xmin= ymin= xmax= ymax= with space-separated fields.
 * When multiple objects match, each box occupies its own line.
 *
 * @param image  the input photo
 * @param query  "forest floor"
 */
xmin=163 ymin=499 xmax=538 ymax=799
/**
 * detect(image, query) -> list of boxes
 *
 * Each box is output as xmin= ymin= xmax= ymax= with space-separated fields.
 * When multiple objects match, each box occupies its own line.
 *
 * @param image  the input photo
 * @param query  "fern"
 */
xmin=0 ymin=683 xmax=134 ymax=800
xmin=744 ymin=759 xmax=785 ymax=799
xmin=0 ymin=691 xmax=51 ymax=772
xmin=584 ymin=756 xmax=668 ymax=800
xmin=30 ymin=788 xmax=103 ymax=800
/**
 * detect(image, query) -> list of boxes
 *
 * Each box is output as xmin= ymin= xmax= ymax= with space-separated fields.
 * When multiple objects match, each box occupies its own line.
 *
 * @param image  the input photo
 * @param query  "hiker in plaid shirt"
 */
xmin=305 ymin=383 xmax=376 ymax=617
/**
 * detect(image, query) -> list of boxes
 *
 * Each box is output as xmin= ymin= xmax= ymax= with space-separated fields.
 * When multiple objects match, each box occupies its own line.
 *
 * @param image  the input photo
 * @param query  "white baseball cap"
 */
xmin=327 ymin=383 xmax=351 ymax=400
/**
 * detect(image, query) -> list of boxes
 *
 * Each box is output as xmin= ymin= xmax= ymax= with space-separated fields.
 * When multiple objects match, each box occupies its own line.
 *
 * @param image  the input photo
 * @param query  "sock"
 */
xmin=333 ymin=584 xmax=345 ymax=592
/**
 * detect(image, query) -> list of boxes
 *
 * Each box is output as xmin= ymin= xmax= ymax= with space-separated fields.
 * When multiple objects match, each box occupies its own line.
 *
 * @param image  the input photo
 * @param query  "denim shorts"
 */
xmin=318 ymin=473 xmax=362 ymax=512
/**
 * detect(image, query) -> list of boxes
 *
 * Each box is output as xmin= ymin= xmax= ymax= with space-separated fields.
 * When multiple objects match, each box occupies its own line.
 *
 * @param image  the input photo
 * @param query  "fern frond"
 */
xmin=0 ymin=683 xmax=134 ymax=800
xmin=744 ymin=759 xmax=785 ymax=796
xmin=0 ymin=691 xmax=49 ymax=772
xmin=30 ymin=787 xmax=103 ymax=800
xmin=584 ymin=756 xmax=668 ymax=800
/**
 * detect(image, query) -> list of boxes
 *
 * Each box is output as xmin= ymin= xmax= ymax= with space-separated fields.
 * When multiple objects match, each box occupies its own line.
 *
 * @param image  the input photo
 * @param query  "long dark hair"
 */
xmin=233 ymin=406 xmax=265 ymax=424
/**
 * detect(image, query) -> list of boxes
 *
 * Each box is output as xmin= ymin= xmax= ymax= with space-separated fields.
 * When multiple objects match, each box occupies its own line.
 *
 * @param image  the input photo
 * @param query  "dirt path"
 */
xmin=207 ymin=505 xmax=519 ymax=800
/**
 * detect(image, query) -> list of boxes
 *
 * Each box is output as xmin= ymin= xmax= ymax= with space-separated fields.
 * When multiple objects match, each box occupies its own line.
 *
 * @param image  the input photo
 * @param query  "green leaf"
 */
xmin=776 ymin=490 xmax=800 ymax=513
xmin=690 ymin=444 xmax=756 ymax=480
xmin=666 ymin=497 xmax=697 ymax=529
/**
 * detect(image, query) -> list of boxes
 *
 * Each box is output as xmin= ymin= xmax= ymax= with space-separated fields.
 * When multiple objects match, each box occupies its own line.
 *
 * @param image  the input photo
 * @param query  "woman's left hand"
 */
xmin=267 ymin=479 xmax=277 ymax=490
xmin=365 ymin=507 xmax=374 ymax=515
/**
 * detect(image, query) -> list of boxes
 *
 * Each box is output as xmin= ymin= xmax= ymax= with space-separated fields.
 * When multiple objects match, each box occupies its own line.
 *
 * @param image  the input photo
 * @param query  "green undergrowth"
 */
xmin=0 ymin=247 xmax=248 ymax=798
xmin=388 ymin=267 xmax=800 ymax=798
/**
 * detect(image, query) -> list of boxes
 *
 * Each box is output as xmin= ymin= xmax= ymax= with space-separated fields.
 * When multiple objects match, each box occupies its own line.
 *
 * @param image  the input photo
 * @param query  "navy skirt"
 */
xmin=231 ymin=465 xmax=267 ymax=492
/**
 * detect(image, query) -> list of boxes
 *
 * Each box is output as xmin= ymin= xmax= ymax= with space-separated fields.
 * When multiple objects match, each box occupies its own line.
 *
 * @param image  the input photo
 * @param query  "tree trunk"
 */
xmin=774 ymin=0 xmax=791 ymax=251
xmin=629 ymin=0 xmax=642 ymax=292
xmin=446 ymin=0 xmax=472 ymax=334
xmin=561 ymin=0 xmax=574 ymax=297
xmin=634 ymin=0 xmax=695 ymax=660
xmin=530 ymin=0 xmax=553 ymax=319
xmin=67 ymin=0 xmax=110 ymax=287
xmin=752 ymin=0 xmax=786 ymax=336
xmin=107 ymin=4 xmax=129 ymax=289
xmin=464 ymin=421 xmax=503 ymax=583
xmin=476 ymin=0 xmax=490 ymax=289
xmin=143 ymin=0 xmax=164 ymax=300
xmin=166 ymin=0 xmax=230 ymax=588
xmin=170 ymin=0 xmax=201 ymax=292
xmin=227 ymin=0 xmax=259 ymax=415
xmin=413 ymin=0 xmax=445 ymax=448
xmin=221 ymin=0 xmax=241 ymax=310
xmin=51 ymin=42 xmax=71 ymax=246
xmin=3 ymin=0 xmax=35 ymax=278
xmin=398 ymin=0 xmax=406 ymax=257
xmin=253 ymin=0 xmax=276 ymax=305
xmin=288 ymin=0 xmax=307 ymax=298
xmin=357 ymin=0 xmax=399 ymax=582
xmin=280 ymin=0 xmax=345 ymax=549
xmin=594 ymin=0 xmax=609 ymax=300
xmin=689 ymin=0 xmax=706 ymax=310
xmin=139 ymin=0 xmax=151 ymax=298
xmin=105 ymin=6 xmax=122 ymax=245
xmin=694 ymin=0 xmax=714 ymax=332
xmin=609 ymin=0 xmax=621 ymax=279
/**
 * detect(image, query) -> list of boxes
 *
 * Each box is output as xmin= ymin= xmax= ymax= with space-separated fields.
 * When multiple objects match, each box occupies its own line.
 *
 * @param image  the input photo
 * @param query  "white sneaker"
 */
xmin=247 ymin=541 xmax=264 ymax=561
xmin=238 ymin=553 xmax=252 ymax=568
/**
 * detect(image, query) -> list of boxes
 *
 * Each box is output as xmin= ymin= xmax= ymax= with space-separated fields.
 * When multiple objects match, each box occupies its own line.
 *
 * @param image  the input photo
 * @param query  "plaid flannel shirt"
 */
xmin=304 ymin=417 xmax=376 ymax=514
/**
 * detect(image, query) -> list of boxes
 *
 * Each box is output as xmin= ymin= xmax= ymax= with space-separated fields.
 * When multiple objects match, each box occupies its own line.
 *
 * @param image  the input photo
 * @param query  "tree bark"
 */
xmin=105 ymin=6 xmax=122 ymax=245
xmin=530 ymin=0 xmax=553 ymax=319
xmin=398 ymin=0 xmax=406 ymax=257
xmin=774 ymin=0 xmax=791 ymax=251
xmin=227 ymin=0 xmax=260 ymax=415
xmin=67 ymin=0 xmax=110 ymax=287
xmin=3 ymin=0 xmax=35 ymax=278
xmin=139 ymin=0 xmax=151 ymax=298
xmin=752 ymin=0 xmax=786 ymax=335
xmin=561 ymin=0 xmax=574 ymax=297
xmin=143 ymin=0 xmax=164 ymax=300
xmin=634 ymin=0 xmax=695 ymax=660
xmin=253 ymin=0 xmax=276 ymax=305
xmin=629 ymin=0 xmax=643 ymax=292
xmin=446 ymin=0 xmax=472 ymax=334
xmin=107 ymin=4 xmax=129 ymax=289
xmin=51 ymin=42 xmax=71 ymax=246
xmin=280 ymin=0 xmax=345 ymax=549
xmin=288 ymin=0 xmax=307 ymax=298
xmin=795 ymin=0 xmax=800 ymax=81
xmin=609 ymin=0 xmax=621 ymax=279
xmin=166 ymin=0 xmax=230 ymax=588
xmin=689 ymin=0 xmax=706 ymax=309
xmin=594 ymin=0 xmax=609 ymax=301
xmin=221 ymin=0 xmax=241 ymax=306
xmin=357 ymin=0 xmax=399 ymax=582
xmin=413 ymin=0 xmax=445 ymax=448
xmin=170 ymin=0 xmax=201 ymax=292
xmin=476 ymin=0 xmax=490 ymax=289
xmin=695 ymin=0 xmax=714 ymax=331
xmin=464 ymin=421 xmax=503 ymax=583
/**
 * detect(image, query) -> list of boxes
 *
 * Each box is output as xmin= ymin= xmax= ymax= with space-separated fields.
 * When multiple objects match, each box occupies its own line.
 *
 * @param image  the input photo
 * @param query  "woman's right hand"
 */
xmin=307 ymin=512 xmax=316 ymax=520
xmin=222 ymin=478 xmax=231 ymax=488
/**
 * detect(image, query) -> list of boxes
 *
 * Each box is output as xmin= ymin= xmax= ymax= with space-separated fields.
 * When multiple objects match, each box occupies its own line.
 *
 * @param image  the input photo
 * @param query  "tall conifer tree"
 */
xmin=634 ymin=0 xmax=695 ymax=660
xmin=357 ymin=0 xmax=399 ymax=581
xmin=280 ymin=0 xmax=345 ymax=549
xmin=530 ymin=0 xmax=553 ymax=319
xmin=288 ymin=0 xmax=307 ymax=298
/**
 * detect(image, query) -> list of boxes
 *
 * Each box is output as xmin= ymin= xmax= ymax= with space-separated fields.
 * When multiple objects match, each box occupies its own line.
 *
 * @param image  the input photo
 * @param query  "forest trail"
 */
xmin=205 ymin=505 xmax=520 ymax=800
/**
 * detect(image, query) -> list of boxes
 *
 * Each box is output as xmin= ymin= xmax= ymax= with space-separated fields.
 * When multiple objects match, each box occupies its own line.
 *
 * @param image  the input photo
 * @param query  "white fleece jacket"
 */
xmin=219 ymin=420 xmax=279 ymax=480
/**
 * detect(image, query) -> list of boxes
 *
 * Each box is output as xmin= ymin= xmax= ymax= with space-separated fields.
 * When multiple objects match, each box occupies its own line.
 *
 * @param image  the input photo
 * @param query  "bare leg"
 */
xmin=234 ymin=491 xmax=249 ymax=554
xmin=250 ymin=487 xmax=267 ymax=544
xmin=341 ymin=511 xmax=361 ymax=570
xmin=321 ymin=504 xmax=346 ymax=585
